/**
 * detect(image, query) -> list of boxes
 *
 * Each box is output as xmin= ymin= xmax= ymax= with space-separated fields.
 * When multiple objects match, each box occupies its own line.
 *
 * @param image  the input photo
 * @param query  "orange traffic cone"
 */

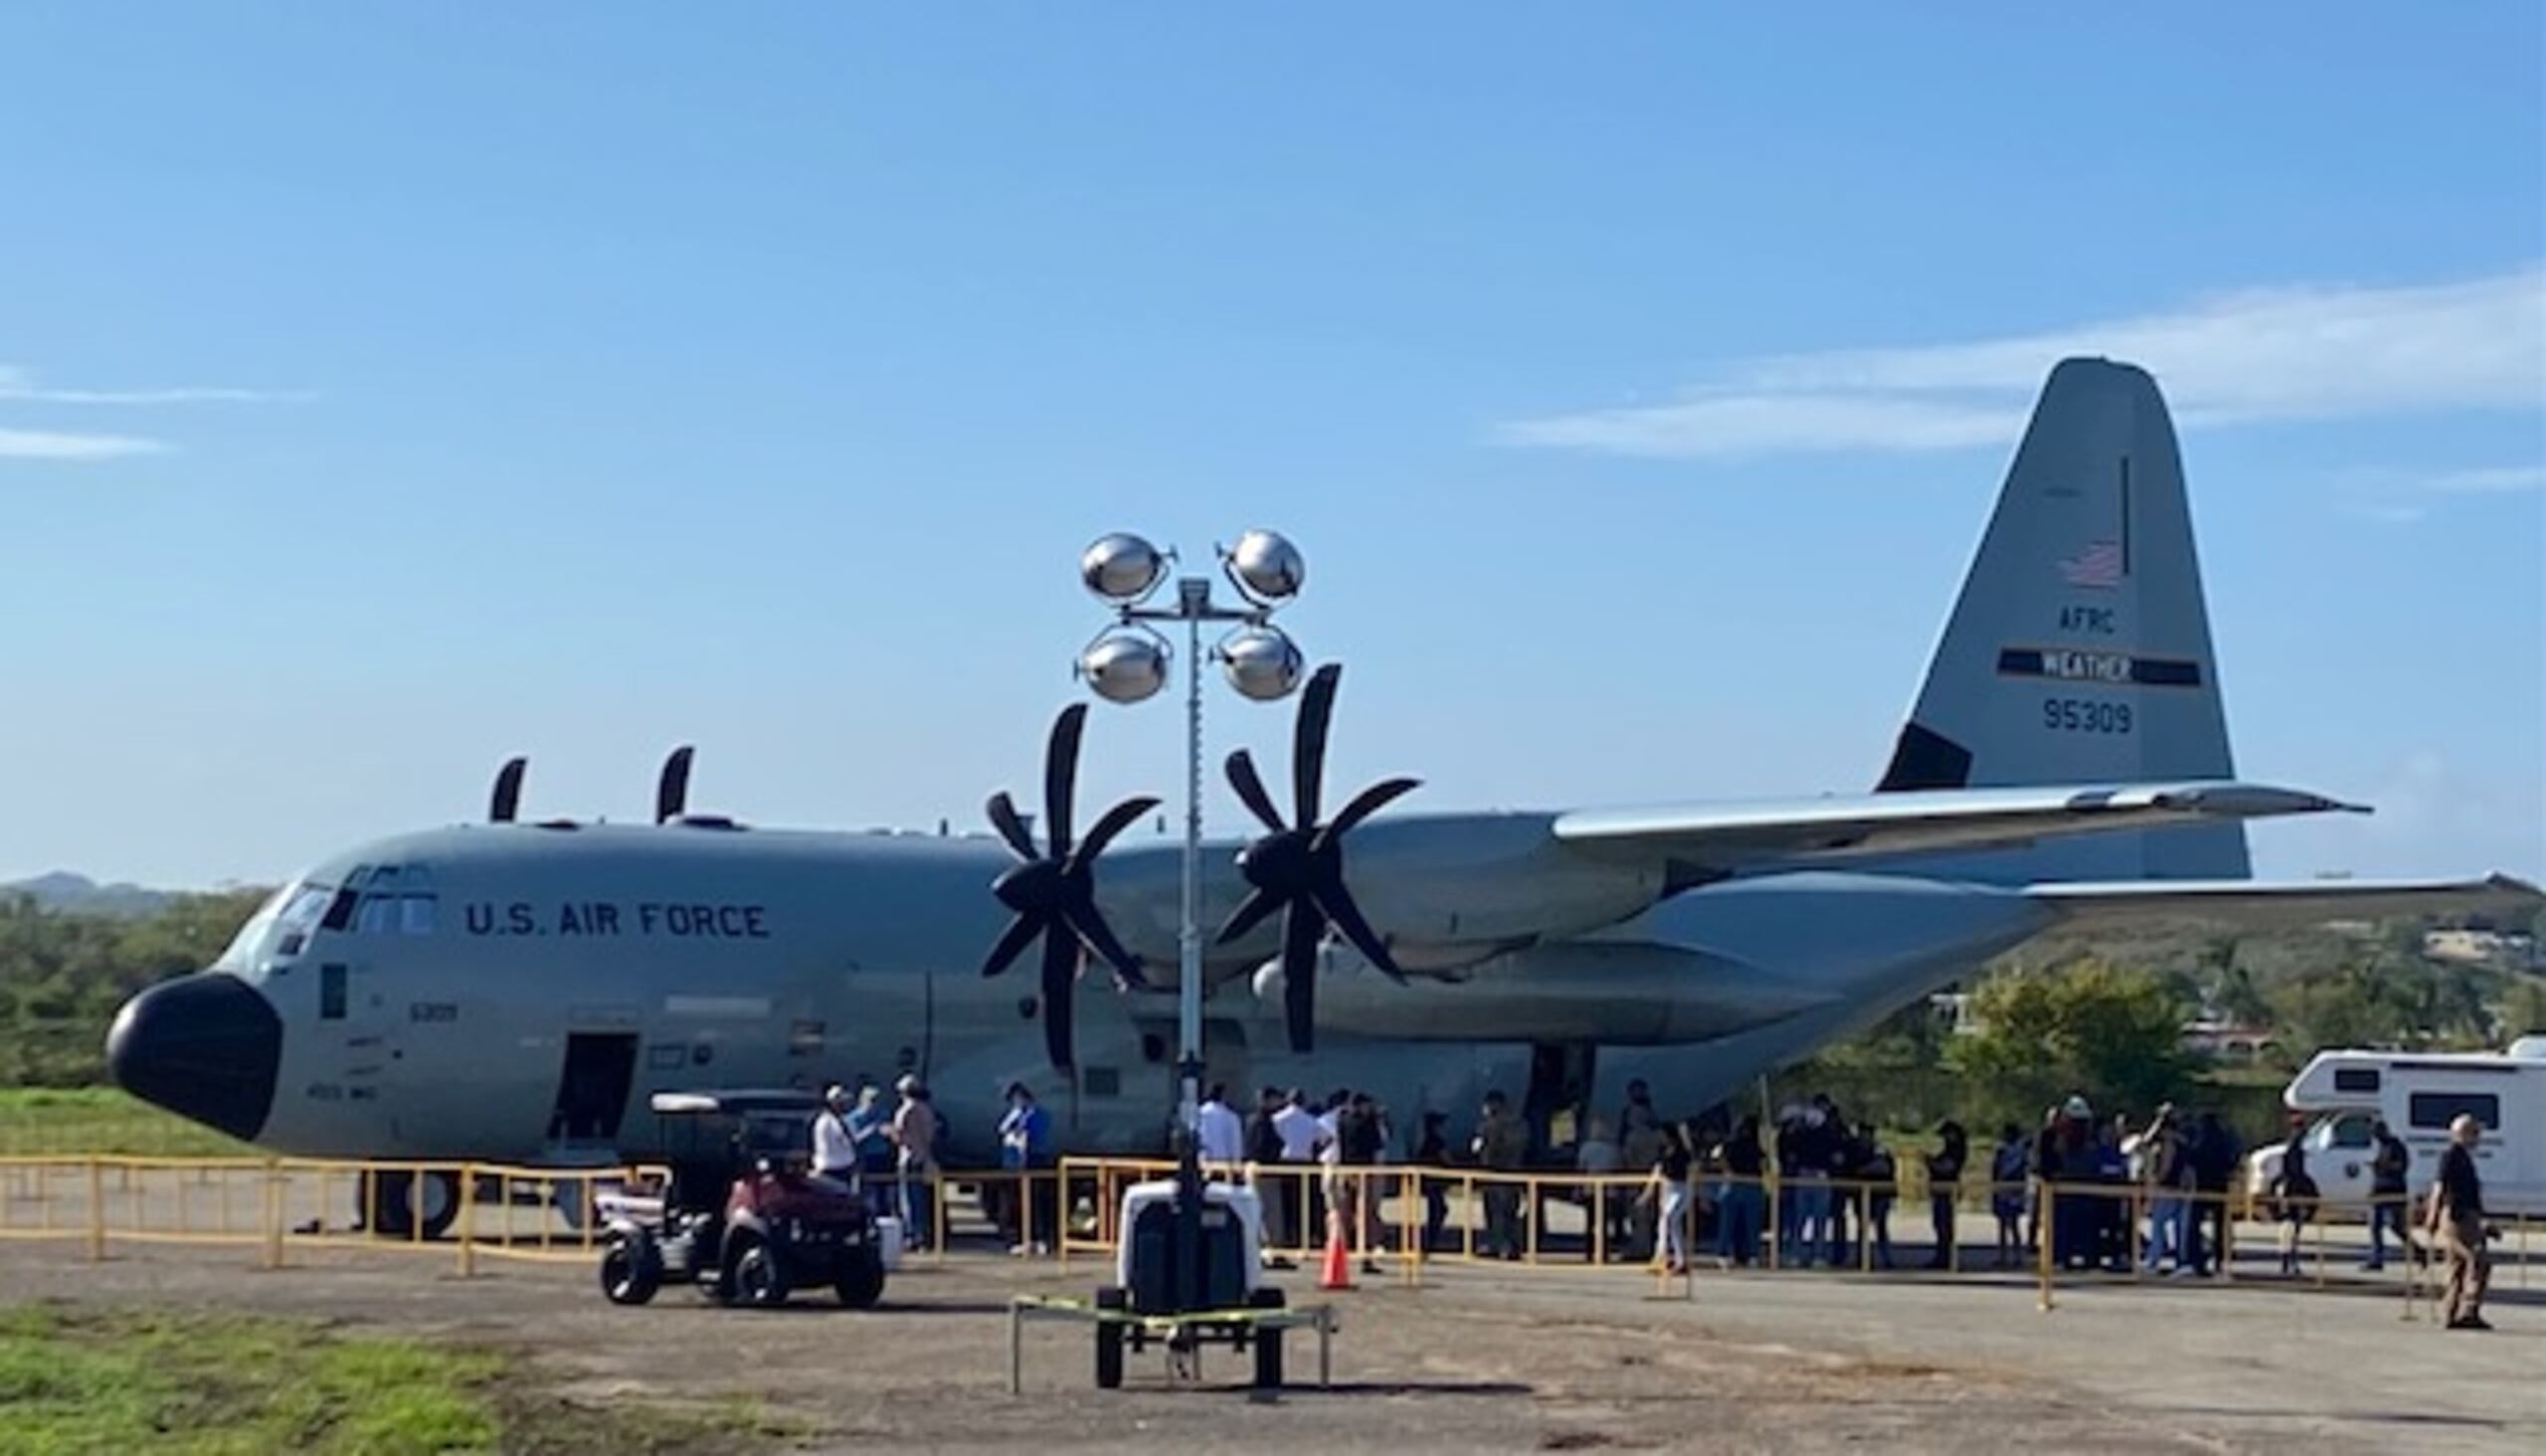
xmin=1319 ymin=1207 xmax=1357 ymax=1291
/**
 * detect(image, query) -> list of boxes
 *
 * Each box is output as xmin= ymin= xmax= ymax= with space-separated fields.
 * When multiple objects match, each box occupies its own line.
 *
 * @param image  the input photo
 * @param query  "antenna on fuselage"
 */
xmin=655 ymin=745 xmax=695 ymax=824
xmin=489 ymin=757 xmax=528 ymax=823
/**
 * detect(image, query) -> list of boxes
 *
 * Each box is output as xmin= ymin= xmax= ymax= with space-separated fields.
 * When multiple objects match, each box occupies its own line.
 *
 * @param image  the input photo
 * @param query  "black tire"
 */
xmin=834 ymin=1247 xmax=886 ymax=1309
xmin=1095 ymin=1324 xmax=1125 ymax=1389
xmin=728 ymin=1237 xmax=789 ymax=1308
xmin=1253 ymin=1329 xmax=1284 ymax=1390
xmin=1094 ymin=1284 xmax=1127 ymax=1389
xmin=364 ymin=1169 xmax=460 ymax=1241
xmin=600 ymin=1235 xmax=661 ymax=1306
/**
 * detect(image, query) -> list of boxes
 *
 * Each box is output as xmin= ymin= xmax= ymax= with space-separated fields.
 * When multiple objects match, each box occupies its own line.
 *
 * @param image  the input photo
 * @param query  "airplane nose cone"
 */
xmin=105 ymin=974 xmax=280 ymax=1143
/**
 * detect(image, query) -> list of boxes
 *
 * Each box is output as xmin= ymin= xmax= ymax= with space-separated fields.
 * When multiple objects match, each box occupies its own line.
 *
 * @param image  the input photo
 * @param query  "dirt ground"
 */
xmin=0 ymin=1237 xmax=2537 ymax=1455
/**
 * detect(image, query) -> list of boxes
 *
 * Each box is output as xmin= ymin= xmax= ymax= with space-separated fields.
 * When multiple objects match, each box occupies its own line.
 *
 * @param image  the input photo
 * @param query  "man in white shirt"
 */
xmin=811 ymin=1084 xmax=858 ymax=1189
xmin=1271 ymin=1088 xmax=1322 ymax=1257
xmin=1196 ymin=1083 xmax=1245 ymax=1168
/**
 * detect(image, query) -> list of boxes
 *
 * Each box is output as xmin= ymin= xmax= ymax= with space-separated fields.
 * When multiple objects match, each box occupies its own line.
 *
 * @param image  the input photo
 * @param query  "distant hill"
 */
xmin=3 ymin=872 xmax=180 ymax=918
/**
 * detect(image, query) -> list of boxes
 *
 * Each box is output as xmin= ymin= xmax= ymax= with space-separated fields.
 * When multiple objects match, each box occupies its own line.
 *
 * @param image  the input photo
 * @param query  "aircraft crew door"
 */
xmin=548 ymin=1032 xmax=639 ymax=1148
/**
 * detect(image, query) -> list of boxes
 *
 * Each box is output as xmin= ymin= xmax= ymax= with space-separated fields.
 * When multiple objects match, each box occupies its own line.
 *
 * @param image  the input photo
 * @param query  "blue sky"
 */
xmin=2 ymin=4 xmax=2539 ymax=888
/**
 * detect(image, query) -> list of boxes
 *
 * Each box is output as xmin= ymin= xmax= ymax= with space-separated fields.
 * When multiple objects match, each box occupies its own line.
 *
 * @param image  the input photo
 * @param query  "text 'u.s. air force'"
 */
xmin=461 ymin=901 xmax=771 ymax=939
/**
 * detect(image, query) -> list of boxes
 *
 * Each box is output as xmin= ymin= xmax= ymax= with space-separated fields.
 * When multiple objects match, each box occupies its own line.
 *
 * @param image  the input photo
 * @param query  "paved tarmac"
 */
xmin=0 ymin=1225 xmax=2534 ymax=1454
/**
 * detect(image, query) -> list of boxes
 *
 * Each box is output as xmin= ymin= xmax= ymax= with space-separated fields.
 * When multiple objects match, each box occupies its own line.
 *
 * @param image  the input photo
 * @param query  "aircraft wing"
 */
xmin=1549 ymin=782 xmax=2362 ymax=876
xmin=2025 ymin=873 xmax=2544 ymax=930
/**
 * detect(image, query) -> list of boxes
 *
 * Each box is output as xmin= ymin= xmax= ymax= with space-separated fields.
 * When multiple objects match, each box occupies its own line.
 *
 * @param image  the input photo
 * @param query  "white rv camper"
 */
xmin=2245 ymin=1036 xmax=2546 ymax=1216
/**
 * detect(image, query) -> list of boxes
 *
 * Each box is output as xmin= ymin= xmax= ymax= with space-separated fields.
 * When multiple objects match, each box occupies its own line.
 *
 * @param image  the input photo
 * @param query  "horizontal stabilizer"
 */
xmin=1552 ymin=781 xmax=2361 ymax=879
xmin=2027 ymin=873 xmax=2544 ymax=930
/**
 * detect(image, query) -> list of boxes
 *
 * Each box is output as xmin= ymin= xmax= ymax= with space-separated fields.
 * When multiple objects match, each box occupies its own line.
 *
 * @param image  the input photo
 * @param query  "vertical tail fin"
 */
xmin=1877 ymin=357 xmax=2250 ymax=881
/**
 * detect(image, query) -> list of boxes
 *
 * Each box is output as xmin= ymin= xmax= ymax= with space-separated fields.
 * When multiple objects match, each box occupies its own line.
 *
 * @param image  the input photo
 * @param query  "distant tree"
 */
xmin=2501 ymin=979 xmax=2546 ymax=1040
xmin=1943 ymin=959 xmax=2197 ymax=1130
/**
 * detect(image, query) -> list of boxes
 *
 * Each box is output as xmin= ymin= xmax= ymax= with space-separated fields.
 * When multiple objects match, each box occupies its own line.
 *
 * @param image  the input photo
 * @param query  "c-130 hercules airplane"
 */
xmin=107 ymin=358 xmax=2537 ymax=1235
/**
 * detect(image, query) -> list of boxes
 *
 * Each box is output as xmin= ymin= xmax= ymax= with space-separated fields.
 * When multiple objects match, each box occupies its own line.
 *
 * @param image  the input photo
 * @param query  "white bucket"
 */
xmin=874 ymin=1215 xmax=906 ymax=1271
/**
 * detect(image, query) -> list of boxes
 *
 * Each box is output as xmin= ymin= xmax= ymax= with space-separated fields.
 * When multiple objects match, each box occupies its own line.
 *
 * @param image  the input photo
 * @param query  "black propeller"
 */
xmin=655 ymin=745 xmax=695 ymax=824
xmin=488 ymin=757 xmax=528 ymax=823
xmin=1215 ymin=662 xmax=1419 ymax=1053
xmin=982 ymin=704 xmax=1160 ymax=1072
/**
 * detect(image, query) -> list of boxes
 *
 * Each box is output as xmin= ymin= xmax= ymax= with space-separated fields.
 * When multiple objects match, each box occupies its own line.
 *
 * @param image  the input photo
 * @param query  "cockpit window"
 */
xmin=351 ymin=864 xmax=439 ymax=936
xmin=273 ymin=884 xmax=335 ymax=958
xmin=211 ymin=886 xmax=288 ymax=971
xmin=400 ymin=894 xmax=438 ymax=935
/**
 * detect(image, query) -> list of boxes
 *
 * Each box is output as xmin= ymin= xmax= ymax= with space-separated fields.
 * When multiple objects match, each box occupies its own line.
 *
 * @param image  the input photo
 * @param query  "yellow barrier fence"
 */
xmin=4 ymin=1154 xmax=2528 ymax=1315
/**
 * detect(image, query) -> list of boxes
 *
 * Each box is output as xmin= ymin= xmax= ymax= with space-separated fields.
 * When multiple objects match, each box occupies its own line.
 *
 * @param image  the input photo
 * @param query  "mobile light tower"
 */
xmin=1074 ymin=530 xmax=1308 ymax=1143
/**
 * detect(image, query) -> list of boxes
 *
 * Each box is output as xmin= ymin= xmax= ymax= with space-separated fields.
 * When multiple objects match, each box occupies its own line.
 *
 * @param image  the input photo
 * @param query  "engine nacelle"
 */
xmin=1246 ymin=939 xmax=1832 ymax=1045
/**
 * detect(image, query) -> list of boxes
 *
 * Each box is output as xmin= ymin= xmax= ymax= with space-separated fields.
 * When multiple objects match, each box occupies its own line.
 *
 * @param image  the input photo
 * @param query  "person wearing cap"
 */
xmin=998 ymin=1082 xmax=1054 ymax=1255
xmin=811 ymin=1084 xmax=859 ymax=1190
xmin=891 ymin=1075 xmax=940 ymax=1251
xmin=2427 ymin=1112 xmax=2492 ymax=1330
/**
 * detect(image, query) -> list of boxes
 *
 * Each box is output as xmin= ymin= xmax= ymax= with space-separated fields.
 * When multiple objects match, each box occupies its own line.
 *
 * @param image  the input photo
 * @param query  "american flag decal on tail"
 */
xmin=2059 ymin=539 xmax=2124 ymax=589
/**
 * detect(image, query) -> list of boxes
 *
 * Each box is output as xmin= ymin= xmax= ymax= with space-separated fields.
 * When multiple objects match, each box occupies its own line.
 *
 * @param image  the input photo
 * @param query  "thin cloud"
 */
xmin=1501 ymin=267 xmax=2546 ymax=459
xmin=0 ymin=365 xmax=307 ymax=406
xmin=0 ymin=428 xmax=169 ymax=460
xmin=2421 ymin=463 xmax=2545 ymax=494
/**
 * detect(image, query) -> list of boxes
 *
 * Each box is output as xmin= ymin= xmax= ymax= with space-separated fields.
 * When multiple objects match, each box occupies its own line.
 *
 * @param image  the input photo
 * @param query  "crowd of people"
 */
xmin=800 ymin=1075 xmax=2500 ymax=1328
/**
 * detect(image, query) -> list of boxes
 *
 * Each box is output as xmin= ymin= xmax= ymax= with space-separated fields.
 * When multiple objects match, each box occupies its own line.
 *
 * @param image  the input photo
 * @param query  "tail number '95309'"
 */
xmin=2043 ymin=697 xmax=2132 ymax=734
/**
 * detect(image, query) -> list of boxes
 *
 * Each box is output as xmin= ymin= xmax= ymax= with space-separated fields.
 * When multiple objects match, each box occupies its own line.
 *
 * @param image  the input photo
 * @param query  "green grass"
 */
xmin=0 ymin=1305 xmax=803 ymax=1455
xmin=0 ymin=1088 xmax=250 ymax=1158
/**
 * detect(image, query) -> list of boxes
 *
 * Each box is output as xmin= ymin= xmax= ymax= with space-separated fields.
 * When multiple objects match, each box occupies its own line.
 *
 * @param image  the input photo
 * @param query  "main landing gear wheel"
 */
xmin=363 ymin=1169 xmax=459 ymax=1240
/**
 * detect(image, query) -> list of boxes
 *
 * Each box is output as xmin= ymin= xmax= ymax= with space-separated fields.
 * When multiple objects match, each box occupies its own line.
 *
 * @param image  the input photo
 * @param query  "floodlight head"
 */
xmin=1077 ymin=629 xmax=1169 ymax=704
xmin=1224 ymin=529 xmax=1305 ymax=607
xmin=1081 ymin=532 xmax=1168 ymax=605
xmin=1218 ymin=625 xmax=1304 ymax=702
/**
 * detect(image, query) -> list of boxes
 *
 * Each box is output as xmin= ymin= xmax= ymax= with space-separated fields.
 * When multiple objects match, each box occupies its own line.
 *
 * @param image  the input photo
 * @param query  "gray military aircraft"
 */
xmin=106 ymin=357 xmax=2537 ymax=1235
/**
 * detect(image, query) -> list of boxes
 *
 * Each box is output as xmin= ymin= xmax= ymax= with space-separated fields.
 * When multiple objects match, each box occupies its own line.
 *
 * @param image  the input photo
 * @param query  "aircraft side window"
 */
xmin=400 ymin=894 xmax=438 ymax=935
xmin=319 ymin=964 xmax=347 ymax=1020
xmin=357 ymin=895 xmax=400 ymax=935
xmin=2407 ymin=1092 xmax=2498 ymax=1132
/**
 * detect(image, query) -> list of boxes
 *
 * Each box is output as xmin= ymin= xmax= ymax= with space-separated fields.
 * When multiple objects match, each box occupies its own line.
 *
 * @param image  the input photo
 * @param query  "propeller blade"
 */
xmin=982 ymin=912 xmax=1042 ymax=979
xmin=1315 ymin=876 xmax=1406 ymax=983
xmin=986 ymin=791 xmax=1039 ymax=860
xmin=1061 ymin=896 xmax=1148 ymax=987
xmin=1292 ymin=663 xmax=1340 ymax=824
xmin=1224 ymin=749 xmax=1288 ymax=834
xmin=489 ymin=757 xmax=527 ymax=823
xmin=1043 ymin=703 xmax=1086 ymax=858
xmin=1038 ymin=925 xmax=1080 ymax=1070
xmin=1066 ymin=794 xmax=1162 ymax=874
xmin=655 ymin=745 xmax=695 ymax=824
xmin=1316 ymin=776 xmax=1421 ymax=847
xmin=1215 ymin=886 xmax=1285 ymax=945
xmin=1281 ymin=900 xmax=1324 ymax=1053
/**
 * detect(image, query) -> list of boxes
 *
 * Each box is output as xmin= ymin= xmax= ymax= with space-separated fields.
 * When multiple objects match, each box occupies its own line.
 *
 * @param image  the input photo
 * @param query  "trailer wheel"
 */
xmin=1253 ymin=1328 xmax=1284 ymax=1389
xmin=1094 ymin=1285 xmax=1127 ymax=1389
